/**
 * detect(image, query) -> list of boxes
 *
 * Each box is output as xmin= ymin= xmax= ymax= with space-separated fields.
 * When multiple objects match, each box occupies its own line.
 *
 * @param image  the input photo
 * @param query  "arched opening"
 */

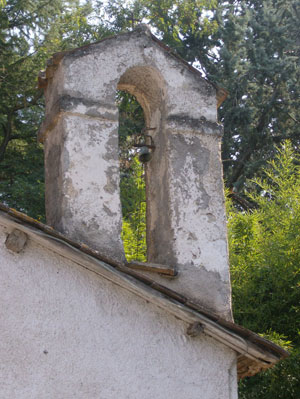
xmin=116 ymin=66 xmax=166 ymax=263
xmin=117 ymin=91 xmax=147 ymax=262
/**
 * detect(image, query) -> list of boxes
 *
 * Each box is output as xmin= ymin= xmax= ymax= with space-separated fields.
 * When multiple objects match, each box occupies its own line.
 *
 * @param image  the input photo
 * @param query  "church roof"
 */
xmin=0 ymin=202 xmax=289 ymax=379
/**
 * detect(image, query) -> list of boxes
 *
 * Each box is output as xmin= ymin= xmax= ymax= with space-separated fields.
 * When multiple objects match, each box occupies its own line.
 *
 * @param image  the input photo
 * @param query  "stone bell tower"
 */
xmin=38 ymin=25 xmax=232 ymax=320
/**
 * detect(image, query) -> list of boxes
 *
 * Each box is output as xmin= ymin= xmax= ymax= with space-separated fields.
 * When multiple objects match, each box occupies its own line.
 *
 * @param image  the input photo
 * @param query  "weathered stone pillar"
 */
xmin=42 ymin=100 xmax=125 ymax=261
xmin=38 ymin=25 xmax=232 ymax=319
xmin=146 ymin=116 xmax=232 ymax=320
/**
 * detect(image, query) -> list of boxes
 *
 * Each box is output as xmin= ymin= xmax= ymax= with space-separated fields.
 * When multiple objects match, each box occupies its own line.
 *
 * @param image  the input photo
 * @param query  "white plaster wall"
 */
xmin=62 ymin=115 xmax=120 ymax=224
xmin=44 ymin=112 xmax=125 ymax=261
xmin=168 ymin=133 xmax=229 ymax=279
xmin=61 ymin=114 xmax=123 ymax=255
xmin=42 ymin=28 xmax=231 ymax=319
xmin=62 ymin=32 xmax=217 ymax=122
xmin=0 ymin=228 xmax=237 ymax=399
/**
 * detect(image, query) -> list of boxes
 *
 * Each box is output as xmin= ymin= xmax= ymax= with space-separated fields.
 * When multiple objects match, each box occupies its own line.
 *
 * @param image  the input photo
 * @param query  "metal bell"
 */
xmin=133 ymin=129 xmax=156 ymax=163
xmin=139 ymin=146 xmax=152 ymax=163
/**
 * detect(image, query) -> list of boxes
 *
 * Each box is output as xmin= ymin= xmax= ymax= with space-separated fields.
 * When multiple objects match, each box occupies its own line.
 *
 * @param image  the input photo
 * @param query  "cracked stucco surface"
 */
xmin=0 ymin=228 xmax=237 ymax=399
xmin=42 ymin=27 xmax=232 ymax=320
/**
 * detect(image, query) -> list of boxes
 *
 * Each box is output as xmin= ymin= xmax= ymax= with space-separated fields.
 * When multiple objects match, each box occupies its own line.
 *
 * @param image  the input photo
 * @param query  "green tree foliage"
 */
xmin=215 ymin=0 xmax=300 ymax=196
xmin=117 ymin=91 xmax=147 ymax=261
xmin=0 ymin=0 xmax=110 ymax=218
xmin=105 ymin=0 xmax=218 ymax=47
xmin=105 ymin=0 xmax=300 ymax=206
xmin=239 ymin=347 xmax=300 ymax=399
xmin=121 ymin=157 xmax=147 ymax=262
xmin=227 ymin=143 xmax=300 ymax=398
xmin=118 ymin=91 xmax=145 ymax=173
xmin=1 ymin=3 xmax=299 ymax=395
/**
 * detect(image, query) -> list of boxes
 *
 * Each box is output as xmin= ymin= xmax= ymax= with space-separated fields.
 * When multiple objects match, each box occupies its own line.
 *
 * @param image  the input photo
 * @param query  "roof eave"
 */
xmin=0 ymin=205 xmax=288 ymax=379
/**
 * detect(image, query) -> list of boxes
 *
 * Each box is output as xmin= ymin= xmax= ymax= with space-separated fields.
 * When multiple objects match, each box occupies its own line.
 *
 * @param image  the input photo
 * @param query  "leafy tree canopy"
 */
xmin=105 ymin=0 xmax=300 ymax=206
xmin=0 ymin=0 xmax=110 ymax=218
xmin=0 ymin=3 xmax=299 ymax=396
xmin=228 ymin=143 xmax=300 ymax=398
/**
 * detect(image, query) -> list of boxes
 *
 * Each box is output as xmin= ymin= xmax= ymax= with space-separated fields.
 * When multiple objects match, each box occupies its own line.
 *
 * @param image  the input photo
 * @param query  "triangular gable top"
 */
xmin=36 ymin=22 xmax=233 ymax=320
xmin=38 ymin=25 xmax=227 ymax=107
xmin=0 ymin=203 xmax=289 ymax=380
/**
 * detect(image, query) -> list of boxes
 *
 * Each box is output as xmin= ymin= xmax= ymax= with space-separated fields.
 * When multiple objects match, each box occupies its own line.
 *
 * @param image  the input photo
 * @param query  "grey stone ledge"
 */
xmin=38 ymin=96 xmax=118 ymax=143
xmin=166 ymin=114 xmax=223 ymax=136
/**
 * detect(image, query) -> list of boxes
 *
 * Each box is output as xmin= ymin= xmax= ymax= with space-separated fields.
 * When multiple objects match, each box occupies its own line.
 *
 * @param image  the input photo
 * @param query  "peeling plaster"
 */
xmin=0 ymin=231 xmax=237 ymax=398
xmin=42 ymin=27 xmax=232 ymax=319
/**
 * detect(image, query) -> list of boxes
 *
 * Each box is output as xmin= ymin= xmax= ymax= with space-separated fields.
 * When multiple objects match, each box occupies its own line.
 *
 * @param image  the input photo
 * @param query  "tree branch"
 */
xmin=9 ymin=132 xmax=37 ymax=140
xmin=12 ymin=90 xmax=43 ymax=113
xmin=287 ymin=113 xmax=300 ymax=124
xmin=228 ymin=89 xmax=279 ymax=187
xmin=0 ymin=115 xmax=12 ymax=163
xmin=229 ymin=191 xmax=256 ymax=211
